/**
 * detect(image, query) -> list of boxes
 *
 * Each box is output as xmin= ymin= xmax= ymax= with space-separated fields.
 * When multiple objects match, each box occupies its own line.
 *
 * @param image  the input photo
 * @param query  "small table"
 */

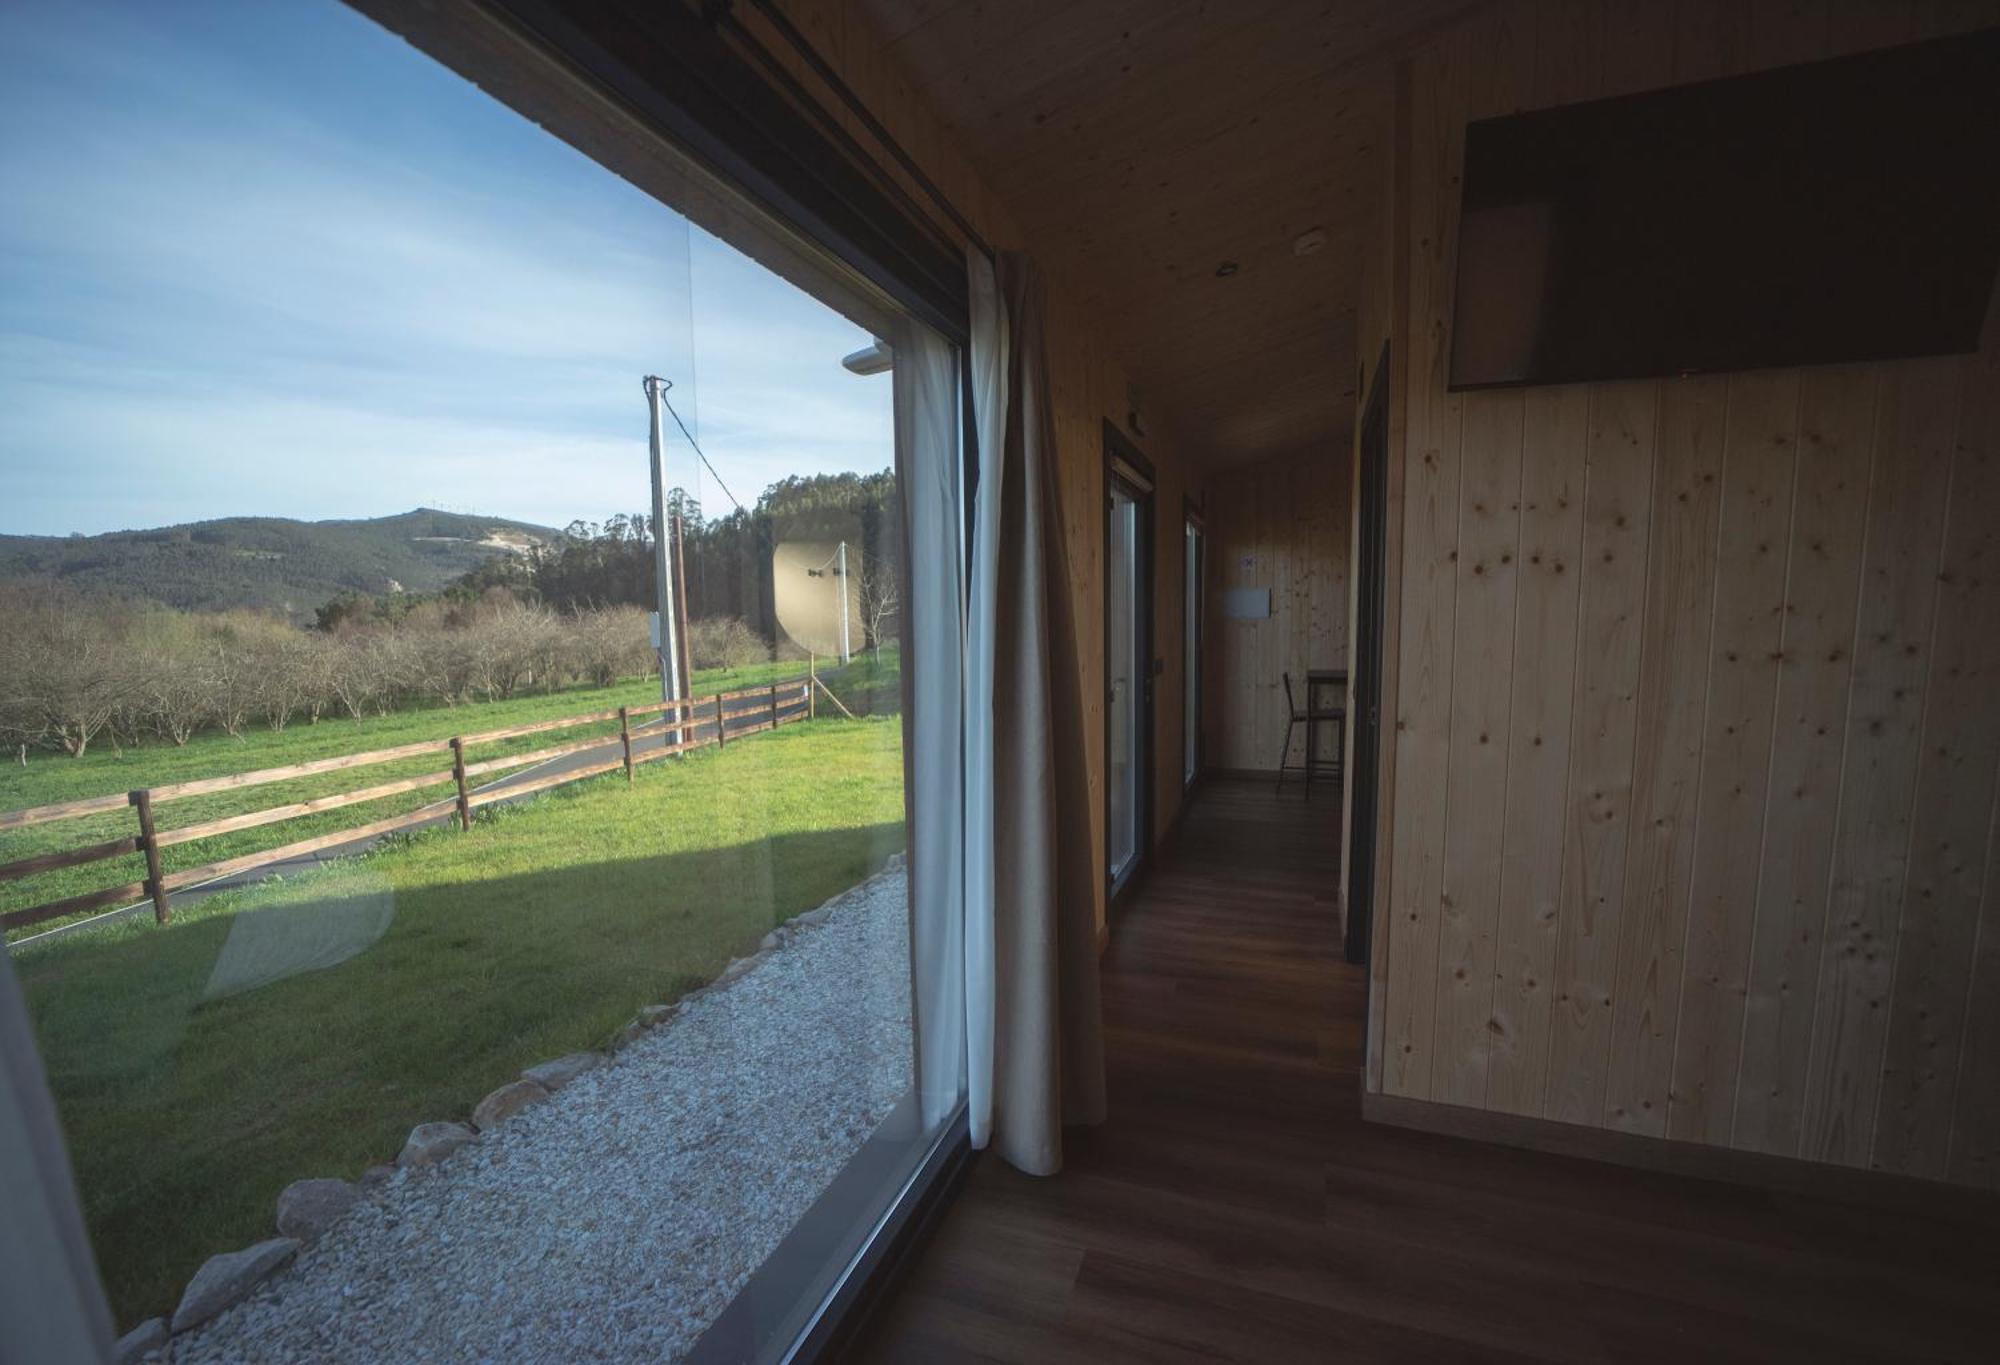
xmin=1305 ymin=669 xmax=1349 ymax=789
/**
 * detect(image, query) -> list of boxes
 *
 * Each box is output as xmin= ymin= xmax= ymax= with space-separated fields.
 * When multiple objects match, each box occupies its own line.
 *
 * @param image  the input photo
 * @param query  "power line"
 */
xmin=661 ymin=391 xmax=744 ymax=516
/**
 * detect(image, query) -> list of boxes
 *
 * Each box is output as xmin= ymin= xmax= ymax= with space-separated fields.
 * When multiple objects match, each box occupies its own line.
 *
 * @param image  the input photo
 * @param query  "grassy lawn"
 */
xmin=1 ymin=648 xmax=901 ymax=937
xmin=13 ymin=716 xmax=906 ymax=1326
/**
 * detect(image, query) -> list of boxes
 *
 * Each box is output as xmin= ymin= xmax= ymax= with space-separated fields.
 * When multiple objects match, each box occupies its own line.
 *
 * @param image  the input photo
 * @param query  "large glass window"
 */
xmin=0 ymin=2 xmax=966 ymax=1358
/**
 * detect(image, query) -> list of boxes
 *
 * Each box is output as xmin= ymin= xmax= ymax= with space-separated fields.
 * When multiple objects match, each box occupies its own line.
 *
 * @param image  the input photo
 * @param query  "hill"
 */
xmin=0 ymin=509 xmax=556 ymax=620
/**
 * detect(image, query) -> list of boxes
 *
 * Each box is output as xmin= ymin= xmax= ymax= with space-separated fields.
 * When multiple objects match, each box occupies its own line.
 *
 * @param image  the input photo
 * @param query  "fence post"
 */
xmin=618 ymin=706 xmax=634 ymax=782
xmin=449 ymin=737 xmax=471 ymax=832
xmin=809 ymin=656 xmax=817 ymax=721
xmin=715 ymin=692 xmax=727 ymax=748
xmin=132 ymin=789 xmax=170 ymax=924
xmin=770 ymin=682 xmax=780 ymax=730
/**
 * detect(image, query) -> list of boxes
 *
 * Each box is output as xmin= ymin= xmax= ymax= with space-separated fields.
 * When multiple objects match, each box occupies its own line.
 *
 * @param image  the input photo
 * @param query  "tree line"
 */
xmin=0 ymin=472 xmax=901 ymax=761
xmin=315 ymin=471 xmax=902 ymax=645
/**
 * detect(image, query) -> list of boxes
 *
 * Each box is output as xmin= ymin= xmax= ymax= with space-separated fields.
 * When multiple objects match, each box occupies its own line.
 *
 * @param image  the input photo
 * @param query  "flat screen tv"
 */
xmin=1449 ymin=28 xmax=2000 ymax=391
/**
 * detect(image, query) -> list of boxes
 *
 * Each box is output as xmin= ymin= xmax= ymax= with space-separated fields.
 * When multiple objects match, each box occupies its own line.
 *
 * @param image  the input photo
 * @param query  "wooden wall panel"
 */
xmin=1379 ymin=18 xmax=1471 ymax=1100
xmin=1426 ymin=0 xmax=1537 ymax=1108
xmin=1362 ymin=0 xmax=2000 ymax=1186
xmin=1799 ymin=358 xmax=1961 ymax=1166
xmin=1543 ymin=380 xmax=1655 ymax=1125
xmin=1665 ymin=371 xmax=1800 ymax=1144
xmin=1433 ymin=393 xmax=1523 ymax=1103
xmin=1602 ymin=374 xmax=1726 ymax=1136
xmin=1872 ymin=351 xmax=2000 ymax=1178
xmin=1949 ymin=783 xmax=2000 ymax=1185
xmin=1484 ymin=386 xmax=1588 ymax=1112
xmin=1732 ymin=367 xmax=1877 ymax=1157
xmin=1204 ymin=449 xmax=1350 ymax=774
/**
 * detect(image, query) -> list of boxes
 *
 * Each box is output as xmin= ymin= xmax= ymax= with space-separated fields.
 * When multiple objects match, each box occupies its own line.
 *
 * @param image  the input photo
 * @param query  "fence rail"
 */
xmin=1 ymin=674 xmax=828 ymax=934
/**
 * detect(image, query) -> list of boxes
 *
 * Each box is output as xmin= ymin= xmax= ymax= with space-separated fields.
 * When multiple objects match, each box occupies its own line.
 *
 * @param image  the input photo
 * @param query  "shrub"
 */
xmin=0 ymin=582 xmax=662 ymax=755
xmin=686 ymin=616 xmax=770 ymax=671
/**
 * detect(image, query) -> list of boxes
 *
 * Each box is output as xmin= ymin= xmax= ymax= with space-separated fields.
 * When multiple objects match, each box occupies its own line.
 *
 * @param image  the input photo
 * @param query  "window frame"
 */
xmin=335 ymin=3 xmax=980 ymax=1357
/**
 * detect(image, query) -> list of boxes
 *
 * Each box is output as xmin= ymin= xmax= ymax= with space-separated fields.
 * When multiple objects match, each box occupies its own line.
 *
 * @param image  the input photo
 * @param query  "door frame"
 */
xmin=1346 ymin=345 xmax=1391 ymax=966
xmin=1103 ymin=420 xmax=1156 ymax=906
xmin=1182 ymin=497 xmax=1206 ymax=792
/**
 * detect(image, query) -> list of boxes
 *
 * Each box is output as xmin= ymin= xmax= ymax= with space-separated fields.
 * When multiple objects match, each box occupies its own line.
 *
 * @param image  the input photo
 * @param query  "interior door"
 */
xmin=1347 ymin=350 xmax=1390 ymax=966
xmin=1184 ymin=515 xmax=1203 ymax=788
xmin=1105 ymin=431 xmax=1154 ymax=901
xmin=1106 ymin=478 xmax=1142 ymax=891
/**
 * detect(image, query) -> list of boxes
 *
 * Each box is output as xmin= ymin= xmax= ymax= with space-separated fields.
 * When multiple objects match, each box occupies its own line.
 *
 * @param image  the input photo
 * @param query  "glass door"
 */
xmin=1107 ymin=484 xmax=1140 ymax=887
xmin=1184 ymin=516 xmax=1203 ymax=788
xmin=1104 ymin=452 xmax=1151 ymax=899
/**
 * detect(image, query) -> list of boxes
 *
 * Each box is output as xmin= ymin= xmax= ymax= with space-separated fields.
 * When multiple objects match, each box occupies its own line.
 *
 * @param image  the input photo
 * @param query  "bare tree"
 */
xmin=0 ymin=585 xmax=678 ymax=762
xmin=857 ymin=557 xmax=900 ymax=663
xmin=0 ymin=584 xmax=133 ymax=758
xmin=254 ymin=630 xmax=317 ymax=732
xmin=137 ymin=614 xmax=213 ymax=745
xmin=687 ymin=616 xmax=770 ymax=671
xmin=325 ymin=631 xmax=387 ymax=721
xmin=569 ymin=605 xmax=652 ymax=688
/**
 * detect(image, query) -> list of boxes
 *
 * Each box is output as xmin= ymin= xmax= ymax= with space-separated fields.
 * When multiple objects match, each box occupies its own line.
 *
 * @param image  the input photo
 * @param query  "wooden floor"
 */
xmin=857 ymin=778 xmax=2000 ymax=1363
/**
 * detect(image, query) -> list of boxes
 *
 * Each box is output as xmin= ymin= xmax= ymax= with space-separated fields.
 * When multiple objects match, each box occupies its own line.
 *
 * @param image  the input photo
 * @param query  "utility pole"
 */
xmin=644 ymin=375 xmax=684 ymax=743
xmin=836 ymin=539 xmax=852 ymax=664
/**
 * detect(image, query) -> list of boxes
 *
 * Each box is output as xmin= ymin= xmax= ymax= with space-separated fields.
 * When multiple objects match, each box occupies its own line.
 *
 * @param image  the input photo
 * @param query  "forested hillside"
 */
xmin=0 ymin=509 xmax=554 ymax=619
xmin=323 ymin=471 xmax=902 ymax=639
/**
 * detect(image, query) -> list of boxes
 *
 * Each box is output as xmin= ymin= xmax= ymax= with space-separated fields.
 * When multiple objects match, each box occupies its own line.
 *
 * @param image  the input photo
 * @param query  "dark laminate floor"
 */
xmin=856 ymin=778 xmax=2000 ymax=1363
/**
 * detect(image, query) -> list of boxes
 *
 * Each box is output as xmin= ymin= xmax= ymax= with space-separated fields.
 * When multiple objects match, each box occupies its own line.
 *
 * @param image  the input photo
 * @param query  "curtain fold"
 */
xmin=967 ymin=248 xmax=1107 ymax=1175
xmin=963 ymin=256 xmax=1005 ymax=1149
xmin=895 ymin=317 xmax=969 ymax=1134
xmin=1 ymin=950 xmax=115 ymax=1363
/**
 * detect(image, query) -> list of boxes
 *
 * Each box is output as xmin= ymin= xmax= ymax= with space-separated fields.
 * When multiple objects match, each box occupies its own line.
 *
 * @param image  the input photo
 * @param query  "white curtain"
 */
xmin=895 ymin=316 xmax=970 ymax=1133
xmin=964 ymin=247 xmax=1106 ymax=1174
xmin=962 ymin=254 xmax=1007 ymax=1149
xmin=0 ymin=950 xmax=114 ymax=1363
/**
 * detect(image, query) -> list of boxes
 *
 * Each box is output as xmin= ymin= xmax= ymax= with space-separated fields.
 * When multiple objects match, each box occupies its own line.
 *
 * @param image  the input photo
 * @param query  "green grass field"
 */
xmin=1 ymin=649 xmax=900 ymax=938
xmin=13 ymin=716 xmax=906 ymax=1326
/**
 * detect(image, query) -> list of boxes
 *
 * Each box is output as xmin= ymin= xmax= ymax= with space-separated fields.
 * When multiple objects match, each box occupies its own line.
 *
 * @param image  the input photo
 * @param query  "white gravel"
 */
xmin=170 ymin=866 xmax=913 ymax=1364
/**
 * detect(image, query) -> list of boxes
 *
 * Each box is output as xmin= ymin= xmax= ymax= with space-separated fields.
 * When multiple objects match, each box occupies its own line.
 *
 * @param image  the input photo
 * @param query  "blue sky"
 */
xmin=0 ymin=0 xmax=892 ymax=537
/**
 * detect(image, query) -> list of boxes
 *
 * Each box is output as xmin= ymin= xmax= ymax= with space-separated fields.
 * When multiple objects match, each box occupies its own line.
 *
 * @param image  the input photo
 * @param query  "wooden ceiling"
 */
xmin=859 ymin=0 xmax=1477 ymax=468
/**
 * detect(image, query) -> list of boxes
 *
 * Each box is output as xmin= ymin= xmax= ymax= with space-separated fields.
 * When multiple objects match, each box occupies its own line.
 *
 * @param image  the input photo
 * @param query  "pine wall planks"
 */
xmin=1204 ymin=449 xmax=1351 ymax=774
xmin=1368 ymin=0 xmax=2000 ymax=1186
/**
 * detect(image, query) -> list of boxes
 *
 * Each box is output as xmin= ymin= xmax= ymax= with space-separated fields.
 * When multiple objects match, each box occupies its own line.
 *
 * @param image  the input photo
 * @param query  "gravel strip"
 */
xmin=171 ymin=867 xmax=913 ymax=1364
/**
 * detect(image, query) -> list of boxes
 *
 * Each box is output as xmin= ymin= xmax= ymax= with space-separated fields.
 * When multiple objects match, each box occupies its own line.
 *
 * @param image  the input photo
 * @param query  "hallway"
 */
xmin=861 ymin=779 xmax=2000 ymax=1363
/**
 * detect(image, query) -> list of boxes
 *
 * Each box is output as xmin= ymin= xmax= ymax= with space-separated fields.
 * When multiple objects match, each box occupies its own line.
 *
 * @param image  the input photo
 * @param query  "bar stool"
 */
xmin=1277 ymin=671 xmax=1344 ymax=795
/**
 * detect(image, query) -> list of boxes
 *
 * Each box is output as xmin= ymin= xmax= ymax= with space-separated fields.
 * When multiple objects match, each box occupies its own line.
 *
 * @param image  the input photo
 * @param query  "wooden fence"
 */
xmin=0 ymin=675 xmax=822 ymax=934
